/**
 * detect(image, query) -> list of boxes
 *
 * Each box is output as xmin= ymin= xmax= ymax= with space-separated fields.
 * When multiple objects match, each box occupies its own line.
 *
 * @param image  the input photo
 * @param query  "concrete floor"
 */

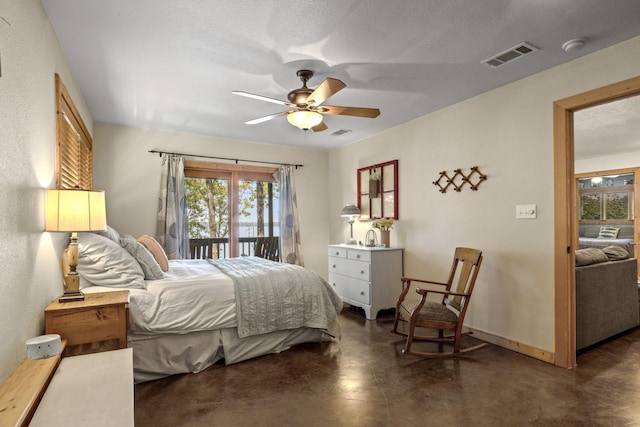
xmin=134 ymin=306 xmax=640 ymax=426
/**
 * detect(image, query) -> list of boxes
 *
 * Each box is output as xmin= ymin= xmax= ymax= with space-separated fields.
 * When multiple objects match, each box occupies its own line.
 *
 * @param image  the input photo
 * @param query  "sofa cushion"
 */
xmin=598 ymin=226 xmax=620 ymax=239
xmin=575 ymin=248 xmax=609 ymax=266
xmin=602 ymin=245 xmax=630 ymax=261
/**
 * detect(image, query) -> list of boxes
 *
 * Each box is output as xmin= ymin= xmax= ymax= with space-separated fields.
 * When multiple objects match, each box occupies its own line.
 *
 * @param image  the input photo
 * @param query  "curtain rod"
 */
xmin=148 ymin=150 xmax=304 ymax=168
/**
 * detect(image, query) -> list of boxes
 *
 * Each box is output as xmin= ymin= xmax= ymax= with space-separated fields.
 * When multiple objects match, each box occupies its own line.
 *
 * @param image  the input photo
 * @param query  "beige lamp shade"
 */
xmin=46 ymin=189 xmax=107 ymax=232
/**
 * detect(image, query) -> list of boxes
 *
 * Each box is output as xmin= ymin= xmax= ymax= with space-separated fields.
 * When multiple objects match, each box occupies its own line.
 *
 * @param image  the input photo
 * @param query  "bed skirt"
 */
xmin=129 ymin=327 xmax=333 ymax=383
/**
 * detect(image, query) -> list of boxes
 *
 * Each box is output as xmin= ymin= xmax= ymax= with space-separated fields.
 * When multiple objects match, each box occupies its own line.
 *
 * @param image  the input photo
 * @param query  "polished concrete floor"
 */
xmin=135 ymin=305 xmax=640 ymax=426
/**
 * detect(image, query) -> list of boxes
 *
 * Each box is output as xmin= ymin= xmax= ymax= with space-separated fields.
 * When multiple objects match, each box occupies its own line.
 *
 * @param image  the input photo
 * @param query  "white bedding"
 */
xmin=83 ymin=257 xmax=341 ymax=382
xmin=84 ymin=259 xmax=238 ymax=333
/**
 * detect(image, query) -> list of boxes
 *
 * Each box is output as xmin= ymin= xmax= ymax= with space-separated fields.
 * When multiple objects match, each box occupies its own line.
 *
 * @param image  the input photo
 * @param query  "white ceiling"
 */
xmin=42 ymin=0 xmax=640 ymax=151
xmin=574 ymin=96 xmax=640 ymax=160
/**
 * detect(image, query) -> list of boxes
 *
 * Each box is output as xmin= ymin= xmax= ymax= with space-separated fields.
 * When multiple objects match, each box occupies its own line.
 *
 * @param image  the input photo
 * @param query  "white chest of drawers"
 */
xmin=328 ymin=244 xmax=403 ymax=320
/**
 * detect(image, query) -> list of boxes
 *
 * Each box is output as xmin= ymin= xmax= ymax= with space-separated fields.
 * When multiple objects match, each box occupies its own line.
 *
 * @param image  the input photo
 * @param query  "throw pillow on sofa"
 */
xmin=602 ymin=245 xmax=630 ymax=261
xmin=575 ymin=248 xmax=609 ymax=266
xmin=597 ymin=226 xmax=620 ymax=239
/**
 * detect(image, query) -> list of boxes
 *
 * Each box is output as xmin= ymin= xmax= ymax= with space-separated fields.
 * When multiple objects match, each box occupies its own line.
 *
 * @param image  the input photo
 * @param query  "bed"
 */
xmin=578 ymin=224 xmax=636 ymax=257
xmin=76 ymin=230 xmax=343 ymax=383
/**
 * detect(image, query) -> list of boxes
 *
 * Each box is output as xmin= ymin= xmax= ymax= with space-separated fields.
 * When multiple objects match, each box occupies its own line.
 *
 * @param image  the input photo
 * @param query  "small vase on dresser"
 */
xmin=380 ymin=230 xmax=390 ymax=247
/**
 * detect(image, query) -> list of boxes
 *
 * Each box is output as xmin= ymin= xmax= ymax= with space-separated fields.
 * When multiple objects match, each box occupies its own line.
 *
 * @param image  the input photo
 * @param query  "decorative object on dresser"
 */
xmin=364 ymin=229 xmax=378 ymax=247
xmin=357 ymin=160 xmax=398 ymax=220
xmin=328 ymin=244 xmax=403 ymax=320
xmin=340 ymin=204 xmax=361 ymax=245
xmin=45 ymin=290 xmax=129 ymax=355
xmin=392 ymin=247 xmax=488 ymax=358
xmin=45 ymin=189 xmax=107 ymax=302
xmin=372 ymin=218 xmax=394 ymax=248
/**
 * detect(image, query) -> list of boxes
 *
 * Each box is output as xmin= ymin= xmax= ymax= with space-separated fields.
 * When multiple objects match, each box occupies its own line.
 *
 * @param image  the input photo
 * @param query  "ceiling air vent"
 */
xmin=331 ymin=129 xmax=352 ymax=136
xmin=481 ymin=42 xmax=539 ymax=68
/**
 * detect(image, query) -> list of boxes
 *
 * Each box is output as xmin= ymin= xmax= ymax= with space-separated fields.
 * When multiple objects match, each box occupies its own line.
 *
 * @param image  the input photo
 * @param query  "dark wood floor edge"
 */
xmin=466 ymin=327 xmax=555 ymax=364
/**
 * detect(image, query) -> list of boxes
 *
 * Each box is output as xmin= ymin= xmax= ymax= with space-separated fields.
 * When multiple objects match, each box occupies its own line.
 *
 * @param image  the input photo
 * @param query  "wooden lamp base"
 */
xmin=60 ymin=237 xmax=84 ymax=303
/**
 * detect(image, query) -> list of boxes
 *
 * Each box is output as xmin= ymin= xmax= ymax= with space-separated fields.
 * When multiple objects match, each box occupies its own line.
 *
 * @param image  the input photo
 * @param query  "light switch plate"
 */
xmin=516 ymin=204 xmax=537 ymax=219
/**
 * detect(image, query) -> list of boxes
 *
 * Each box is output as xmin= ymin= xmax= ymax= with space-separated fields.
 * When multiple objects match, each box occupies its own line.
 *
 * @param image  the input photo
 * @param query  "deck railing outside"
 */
xmin=189 ymin=237 xmax=276 ymax=259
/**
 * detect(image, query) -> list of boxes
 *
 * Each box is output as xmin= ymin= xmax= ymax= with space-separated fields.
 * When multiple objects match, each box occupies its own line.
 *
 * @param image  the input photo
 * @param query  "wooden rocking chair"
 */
xmin=392 ymin=247 xmax=488 ymax=358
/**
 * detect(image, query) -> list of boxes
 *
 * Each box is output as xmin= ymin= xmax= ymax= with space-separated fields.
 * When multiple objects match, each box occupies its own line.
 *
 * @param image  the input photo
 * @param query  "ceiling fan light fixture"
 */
xmin=287 ymin=111 xmax=323 ymax=130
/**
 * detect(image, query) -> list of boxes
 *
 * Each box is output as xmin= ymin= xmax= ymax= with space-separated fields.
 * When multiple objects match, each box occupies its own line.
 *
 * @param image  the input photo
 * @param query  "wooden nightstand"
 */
xmin=45 ymin=291 xmax=129 ymax=354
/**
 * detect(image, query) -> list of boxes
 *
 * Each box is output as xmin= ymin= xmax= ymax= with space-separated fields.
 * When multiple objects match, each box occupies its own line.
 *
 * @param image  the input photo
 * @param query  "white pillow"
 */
xmin=97 ymin=224 xmax=121 ymax=243
xmin=77 ymin=232 xmax=146 ymax=289
xmin=120 ymin=235 xmax=165 ymax=280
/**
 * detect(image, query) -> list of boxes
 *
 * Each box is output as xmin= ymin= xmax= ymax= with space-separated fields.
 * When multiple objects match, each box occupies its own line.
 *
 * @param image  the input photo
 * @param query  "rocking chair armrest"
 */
xmin=401 ymin=277 xmax=448 ymax=287
xmin=415 ymin=287 xmax=470 ymax=298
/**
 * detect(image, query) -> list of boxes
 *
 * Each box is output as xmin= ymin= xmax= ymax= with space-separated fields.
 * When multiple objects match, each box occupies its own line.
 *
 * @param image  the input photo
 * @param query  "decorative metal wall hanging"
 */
xmin=433 ymin=166 xmax=487 ymax=193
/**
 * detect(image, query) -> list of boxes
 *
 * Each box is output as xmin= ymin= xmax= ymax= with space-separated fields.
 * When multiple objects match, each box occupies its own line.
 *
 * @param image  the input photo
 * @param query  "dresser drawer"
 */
xmin=347 ymin=249 xmax=371 ymax=262
xmin=329 ymin=257 xmax=370 ymax=281
xmin=328 ymin=246 xmax=347 ymax=258
xmin=329 ymin=273 xmax=371 ymax=305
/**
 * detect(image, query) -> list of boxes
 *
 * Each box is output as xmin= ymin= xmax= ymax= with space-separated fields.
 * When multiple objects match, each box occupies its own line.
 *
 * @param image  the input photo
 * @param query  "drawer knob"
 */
xmin=356 ymin=254 xmax=360 ymax=258
xmin=360 ymin=291 xmax=365 ymax=295
xmin=332 ymin=283 xmax=336 ymax=287
xmin=360 ymin=270 xmax=365 ymax=274
xmin=335 ymin=252 xmax=339 ymax=255
xmin=333 ymin=265 xmax=336 ymax=268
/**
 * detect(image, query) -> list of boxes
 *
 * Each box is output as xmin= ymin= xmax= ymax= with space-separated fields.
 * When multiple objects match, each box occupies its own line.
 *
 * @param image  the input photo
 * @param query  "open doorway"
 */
xmin=554 ymin=75 xmax=640 ymax=368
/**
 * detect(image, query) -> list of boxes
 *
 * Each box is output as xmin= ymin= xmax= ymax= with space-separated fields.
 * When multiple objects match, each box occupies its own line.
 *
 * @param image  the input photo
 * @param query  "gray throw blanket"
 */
xmin=208 ymin=257 xmax=342 ymax=338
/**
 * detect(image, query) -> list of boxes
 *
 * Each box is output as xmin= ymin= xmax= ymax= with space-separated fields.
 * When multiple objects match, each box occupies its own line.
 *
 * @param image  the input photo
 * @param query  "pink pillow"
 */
xmin=138 ymin=235 xmax=169 ymax=272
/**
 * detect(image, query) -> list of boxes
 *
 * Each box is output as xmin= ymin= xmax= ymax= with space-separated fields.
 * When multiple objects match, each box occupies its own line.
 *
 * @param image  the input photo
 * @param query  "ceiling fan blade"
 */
xmin=232 ymin=91 xmax=294 ymax=107
xmin=245 ymin=111 xmax=289 ymax=125
xmin=312 ymin=121 xmax=328 ymax=132
xmin=306 ymin=78 xmax=346 ymax=107
xmin=320 ymin=105 xmax=381 ymax=118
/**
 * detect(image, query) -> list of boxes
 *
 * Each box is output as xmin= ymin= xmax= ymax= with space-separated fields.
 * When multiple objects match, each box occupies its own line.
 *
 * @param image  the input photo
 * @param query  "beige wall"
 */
xmin=576 ymin=151 xmax=640 ymax=174
xmin=329 ymin=36 xmax=640 ymax=355
xmin=0 ymin=0 xmax=92 ymax=382
xmin=92 ymin=124 xmax=330 ymax=277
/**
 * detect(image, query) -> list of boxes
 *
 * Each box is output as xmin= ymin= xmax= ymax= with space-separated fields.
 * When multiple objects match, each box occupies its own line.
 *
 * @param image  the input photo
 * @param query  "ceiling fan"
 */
xmin=232 ymin=70 xmax=380 ymax=132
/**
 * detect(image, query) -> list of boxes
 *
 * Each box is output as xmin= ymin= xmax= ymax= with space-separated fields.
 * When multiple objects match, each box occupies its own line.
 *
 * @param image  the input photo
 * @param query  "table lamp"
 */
xmin=340 ymin=204 xmax=360 ymax=245
xmin=46 ymin=189 xmax=107 ymax=302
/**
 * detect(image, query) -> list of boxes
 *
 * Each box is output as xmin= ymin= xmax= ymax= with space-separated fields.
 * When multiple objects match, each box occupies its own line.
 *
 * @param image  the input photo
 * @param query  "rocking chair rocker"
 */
xmin=392 ymin=247 xmax=488 ymax=358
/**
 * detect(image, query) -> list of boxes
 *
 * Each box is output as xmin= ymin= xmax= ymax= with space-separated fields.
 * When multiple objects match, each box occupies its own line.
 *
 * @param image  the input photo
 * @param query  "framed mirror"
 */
xmin=357 ymin=160 xmax=398 ymax=220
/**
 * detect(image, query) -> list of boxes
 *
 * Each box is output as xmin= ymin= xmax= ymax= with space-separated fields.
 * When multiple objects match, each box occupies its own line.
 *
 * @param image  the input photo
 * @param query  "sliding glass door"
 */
xmin=184 ymin=162 xmax=278 ymax=258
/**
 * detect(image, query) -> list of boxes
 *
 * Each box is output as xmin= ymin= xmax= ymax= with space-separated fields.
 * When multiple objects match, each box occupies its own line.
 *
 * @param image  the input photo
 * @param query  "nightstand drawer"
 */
xmin=46 ymin=305 xmax=123 ymax=346
xmin=329 ymin=273 xmax=371 ymax=305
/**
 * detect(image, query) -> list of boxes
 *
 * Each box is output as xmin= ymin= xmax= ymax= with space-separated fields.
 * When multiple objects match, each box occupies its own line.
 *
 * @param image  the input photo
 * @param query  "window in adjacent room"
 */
xmin=55 ymin=74 xmax=93 ymax=189
xmin=184 ymin=161 xmax=279 ymax=259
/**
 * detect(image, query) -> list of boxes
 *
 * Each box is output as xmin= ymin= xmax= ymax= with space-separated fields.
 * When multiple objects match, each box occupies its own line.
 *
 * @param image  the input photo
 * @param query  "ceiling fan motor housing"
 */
xmin=288 ymin=70 xmax=315 ymax=106
xmin=288 ymin=88 xmax=313 ymax=105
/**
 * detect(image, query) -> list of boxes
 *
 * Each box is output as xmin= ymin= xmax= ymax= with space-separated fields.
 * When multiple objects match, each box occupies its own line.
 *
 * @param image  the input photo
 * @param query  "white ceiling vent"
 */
xmin=481 ymin=42 xmax=539 ymax=68
xmin=331 ymin=129 xmax=352 ymax=136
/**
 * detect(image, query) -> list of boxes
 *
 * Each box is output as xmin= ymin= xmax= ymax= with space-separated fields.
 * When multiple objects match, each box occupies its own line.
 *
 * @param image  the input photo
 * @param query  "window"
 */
xmin=578 ymin=173 xmax=634 ymax=222
xmin=55 ymin=74 xmax=93 ymax=189
xmin=184 ymin=161 xmax=279 ymax=258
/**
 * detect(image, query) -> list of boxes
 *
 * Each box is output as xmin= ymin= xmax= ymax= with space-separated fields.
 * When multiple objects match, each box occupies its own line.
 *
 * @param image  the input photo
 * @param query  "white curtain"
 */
xmin=276 ymin=166 xmax=304 ymax=266
xmin=156 ymin=155 xmax=190 ymax=259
